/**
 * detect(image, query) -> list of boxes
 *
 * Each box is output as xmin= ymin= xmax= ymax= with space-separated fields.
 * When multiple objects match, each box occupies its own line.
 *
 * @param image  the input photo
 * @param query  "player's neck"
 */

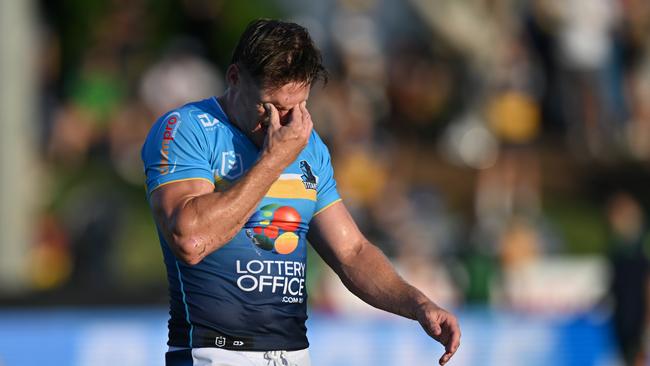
xmin=216 ymin=94 xmax=265 ymax=149
xmin=246 ymin=130 xmax=265 ymax=149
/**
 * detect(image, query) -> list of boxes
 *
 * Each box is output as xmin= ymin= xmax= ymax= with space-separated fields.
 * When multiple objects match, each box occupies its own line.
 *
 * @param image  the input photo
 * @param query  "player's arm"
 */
xmin=151 ymin=103 xmax=312 ymax=265
xmin=308 ymin=201 xmax=461 ymax=365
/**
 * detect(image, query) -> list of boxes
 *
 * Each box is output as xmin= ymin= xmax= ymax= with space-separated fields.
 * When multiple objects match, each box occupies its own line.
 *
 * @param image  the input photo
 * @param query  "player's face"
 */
xmin=229 ymin=65 xmax=310 ymax=134
xmin=254 ymin=81 xmax=311 ymax=134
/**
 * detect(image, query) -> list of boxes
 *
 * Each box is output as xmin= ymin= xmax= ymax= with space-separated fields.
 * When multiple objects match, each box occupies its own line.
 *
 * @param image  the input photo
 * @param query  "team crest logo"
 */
xmin=299 ymin=161 xmax=317 ymax=190
xmin=221 ymin=151 xmax=243 ymax=179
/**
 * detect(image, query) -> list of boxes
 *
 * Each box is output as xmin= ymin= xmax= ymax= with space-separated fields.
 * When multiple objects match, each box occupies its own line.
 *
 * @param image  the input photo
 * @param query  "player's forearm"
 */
xmin=171 ymin=153 xmax=285 ymax=264
xmin=335 ymin=242 xmax=431 ymax=320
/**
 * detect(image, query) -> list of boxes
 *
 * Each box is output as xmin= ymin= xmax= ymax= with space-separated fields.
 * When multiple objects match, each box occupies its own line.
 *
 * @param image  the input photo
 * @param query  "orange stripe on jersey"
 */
xmin=266 ymin=179 xmax=316 ymax=201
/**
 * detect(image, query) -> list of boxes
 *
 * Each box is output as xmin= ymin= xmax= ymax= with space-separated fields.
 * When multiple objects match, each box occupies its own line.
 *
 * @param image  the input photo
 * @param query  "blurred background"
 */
xmin=1 ymin=0 xmax=650 ymax=365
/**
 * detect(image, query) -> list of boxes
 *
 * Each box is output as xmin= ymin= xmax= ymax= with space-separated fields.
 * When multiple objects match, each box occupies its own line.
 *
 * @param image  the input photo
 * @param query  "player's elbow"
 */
xmin=180 ymin=255 xmax=203 ymax=266
xmin=172 ymin=236 xmax=206 ymax=266
xmin=170 ymin=225 xmax=231 ymax=266
xmin=337 ymin=237 xmax=368 ymax=265
xmin=167 ymin=203 xmax=234 ymax=265
xmin=169 ymin=209 xmax=207 ymax=265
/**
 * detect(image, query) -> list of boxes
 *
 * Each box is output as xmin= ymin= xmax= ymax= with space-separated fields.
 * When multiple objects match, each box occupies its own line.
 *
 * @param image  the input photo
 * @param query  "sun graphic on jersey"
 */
xmin=245 ymin=204 xmax=301 ymax=255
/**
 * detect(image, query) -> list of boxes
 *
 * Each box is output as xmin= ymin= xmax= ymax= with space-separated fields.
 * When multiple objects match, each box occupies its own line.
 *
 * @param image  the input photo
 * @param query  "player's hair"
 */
xmin=231 ymin=19 xmax=327 ymax=90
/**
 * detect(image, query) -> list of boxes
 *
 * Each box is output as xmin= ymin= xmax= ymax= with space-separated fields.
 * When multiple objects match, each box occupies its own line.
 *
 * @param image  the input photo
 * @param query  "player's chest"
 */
xmin=210 ymin=141 xmax=320 ymax=199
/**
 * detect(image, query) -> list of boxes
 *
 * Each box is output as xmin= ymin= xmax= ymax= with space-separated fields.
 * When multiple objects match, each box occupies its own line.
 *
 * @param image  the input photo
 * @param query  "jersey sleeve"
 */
xmin=312 ymin=132 xmax=342 ymax=214
xmin=141 ymin=109 xmax=214 ymax=194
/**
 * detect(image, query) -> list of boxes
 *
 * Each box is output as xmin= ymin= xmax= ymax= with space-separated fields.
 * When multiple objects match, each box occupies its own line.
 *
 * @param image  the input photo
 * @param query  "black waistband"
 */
xmin=168 ymin=321 xmax=309 ymax=351
xmin=192 ymin=330 xmax=257 ymax=351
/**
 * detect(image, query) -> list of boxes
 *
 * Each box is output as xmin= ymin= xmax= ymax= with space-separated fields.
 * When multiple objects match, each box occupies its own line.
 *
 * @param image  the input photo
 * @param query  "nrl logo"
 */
xmin=215 ymin=336 xmax=226 ymax=347
xmin=221 ymin=151 xmax=243 ymax=179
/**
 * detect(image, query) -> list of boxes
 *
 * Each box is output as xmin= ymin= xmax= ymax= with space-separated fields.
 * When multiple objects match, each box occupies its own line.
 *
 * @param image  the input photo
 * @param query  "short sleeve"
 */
xmin=312 ymin=132 xmax=341 ymax=214
xmin=141 ymin=109 xmax=214 ymax=194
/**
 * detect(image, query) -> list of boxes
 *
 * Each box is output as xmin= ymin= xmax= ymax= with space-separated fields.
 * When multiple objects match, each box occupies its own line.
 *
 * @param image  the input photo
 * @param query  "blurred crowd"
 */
xmin=17 ymin=0 xmax=650 ymax=354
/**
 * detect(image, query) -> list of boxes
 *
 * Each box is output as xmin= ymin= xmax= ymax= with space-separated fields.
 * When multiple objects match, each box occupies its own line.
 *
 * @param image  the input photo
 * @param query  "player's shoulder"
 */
xmin=308 ymin=129 xmax=328 ymax=149
xmin=156 ymin=97 xmax=232 ymax=140
xmin=305 ymin=130 xmax=334 ymax=166
xmin=143 ymin=98 xmax=223 ymax=152
xmin=173 ymin=97 xmax=222 ymax=129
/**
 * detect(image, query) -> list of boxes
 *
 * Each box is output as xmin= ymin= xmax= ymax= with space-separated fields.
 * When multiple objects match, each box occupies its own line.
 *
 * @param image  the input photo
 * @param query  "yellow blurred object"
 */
xmin=29 ymin=215 xmax=72 ymax=290
xmin=335 ymin=148 xmax=388 ymax=205
xmin=30 ymin=245 xmax=72 ymax=290
xmin=500 ymin=218 xmax=540 ymax=268
xmin=487 ymin=91 xmax=541 ymax=144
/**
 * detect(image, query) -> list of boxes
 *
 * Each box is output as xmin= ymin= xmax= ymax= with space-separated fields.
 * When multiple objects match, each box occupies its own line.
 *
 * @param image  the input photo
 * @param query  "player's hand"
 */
xmin=261 ymin=102 xmax=313 ymax=168
xmin=415 ymin=302 xmax=460 ymax=365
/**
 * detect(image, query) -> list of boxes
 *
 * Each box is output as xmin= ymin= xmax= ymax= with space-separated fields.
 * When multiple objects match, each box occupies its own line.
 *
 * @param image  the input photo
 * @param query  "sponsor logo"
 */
xmin=233 ymin=341 xmax=244 ymax=347
xmin=282 ymin=296 xmax=303 ymax=304
xmin=245 ymin=204 xmax=301 ymax=255
xmin=197 ymin=113 xmax=219 ymax=128
xmin=215 ymin=336 xmax=226 ymax=347
xmin=235 ymin=260 xmax=306 ymax=303
xmin=160 ymin=112 xmax=181 ymax=175
xmin=220 ymin=151 xmax=243 ymax=179
xmin=299 ymin=161 xmax=317 ymax=190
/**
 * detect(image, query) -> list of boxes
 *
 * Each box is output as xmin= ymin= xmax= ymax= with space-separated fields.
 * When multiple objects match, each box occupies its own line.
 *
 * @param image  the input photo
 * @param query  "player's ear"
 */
xmin=226 ymin=64 xmax=240 ymax=87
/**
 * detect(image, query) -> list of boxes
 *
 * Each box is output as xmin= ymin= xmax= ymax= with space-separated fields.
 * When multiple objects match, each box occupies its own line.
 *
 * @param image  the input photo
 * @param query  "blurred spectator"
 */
xmin=624 ymin=44 xmax=650 ymax=160
xmin=542 ymin=0 xmax=626 ymax=159
xmin=61 ymin=182 xmax=126 ymax=291
xmin=606 ymin=192 xmax=650 ymax=366
xmin=29 ymin=213 xmax=71 ymax=290
xmin=47 ymin=48 xmax=125 ymax=167
xmin=386 ymin=41 xmax=457 ymax=139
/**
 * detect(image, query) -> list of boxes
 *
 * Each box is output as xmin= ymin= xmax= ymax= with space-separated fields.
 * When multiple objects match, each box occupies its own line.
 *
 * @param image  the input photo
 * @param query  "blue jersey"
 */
xmin=141 ymin=97 xmax=341 ymax=351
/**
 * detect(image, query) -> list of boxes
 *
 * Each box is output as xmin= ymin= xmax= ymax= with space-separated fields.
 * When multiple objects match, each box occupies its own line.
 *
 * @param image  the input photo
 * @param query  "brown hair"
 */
xmin=231 ymin=19 xmax=327 ymax=90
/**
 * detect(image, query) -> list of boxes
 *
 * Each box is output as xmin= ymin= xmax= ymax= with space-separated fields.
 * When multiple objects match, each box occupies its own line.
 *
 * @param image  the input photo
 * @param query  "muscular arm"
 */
xmin=150 ymin=153 xmax=285 ymax=265
xmin=308 ymin=201 xmax=461 ymax=365
xmin=150 ymin=102 xmax=313 ymax=265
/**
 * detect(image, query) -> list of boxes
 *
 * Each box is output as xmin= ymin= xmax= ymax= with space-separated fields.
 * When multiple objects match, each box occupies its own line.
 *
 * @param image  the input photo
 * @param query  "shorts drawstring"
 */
xmin=264 ymin=350 xmax=295 ymax=366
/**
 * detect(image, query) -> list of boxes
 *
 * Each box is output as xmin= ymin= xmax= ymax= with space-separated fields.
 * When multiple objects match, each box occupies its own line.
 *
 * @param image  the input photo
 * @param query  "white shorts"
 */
xmin=166 ymin=347 xmax=311 ymax=366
